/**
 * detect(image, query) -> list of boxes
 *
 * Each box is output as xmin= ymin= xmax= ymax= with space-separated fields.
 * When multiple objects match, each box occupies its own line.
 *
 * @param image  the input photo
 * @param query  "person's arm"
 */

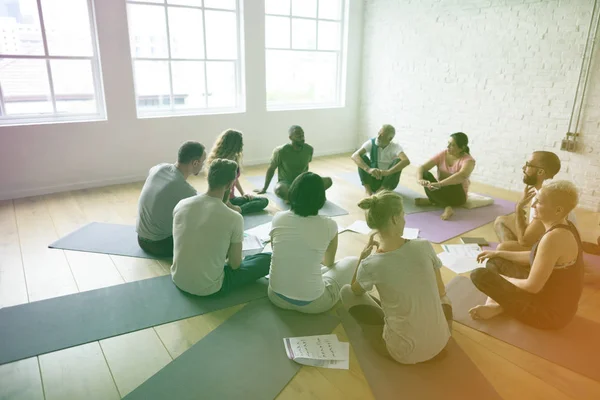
xmin=235 ymin=180 xmax=245 ymax=197
xmin=351 ymin=232 xmax=379 ymax=295
xmin=502 ymin=231 xmax=566 ymax=293
xmin=227 ymin=242 xmax=243 ymax=269
xmin=255 ymin=149 xmax=279 ymax=194
xmin=322 ymin=233 xmax=338 ymax=267
xmin=351 ymin=148 xmax=372 ymax=172
xmin=514 ymin=185 xmax=538 ymax=245
xmin=382 ymin=151 xmax=410 ymax=176
xmin=416 ymin=157 xmax=438 ymax=182
xmin=433 ymin=159 xmax=475 ymax=188
xmin=477 ymin=249 xmax=531 ymax=265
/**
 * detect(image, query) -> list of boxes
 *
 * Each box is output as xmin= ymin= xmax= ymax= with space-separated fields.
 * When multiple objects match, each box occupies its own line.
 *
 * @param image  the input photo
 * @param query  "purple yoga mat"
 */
xmin=404 ymin=198 xmax=515 ymax=243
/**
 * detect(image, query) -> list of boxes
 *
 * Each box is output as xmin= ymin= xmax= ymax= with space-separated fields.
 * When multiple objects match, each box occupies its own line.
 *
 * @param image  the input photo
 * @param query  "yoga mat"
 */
xmin=446 ymin=276 xmax=600 ymax=382
xmin=0 ymin=275 xmax=268 ymax=366
xmin=50 ymin=221 xmax=272 ymax=259
xmin=247 ymin=175 xmax=349 ymax=217
xmin=404 ymin=198 xmax=515 ymax=243
xmin=338 ymin=172 xmax=443 ymax=214
xmin=123 ymin=298 xmax=340 ymax=400
xmin=338 ymin=308 xmax=501 ymax=400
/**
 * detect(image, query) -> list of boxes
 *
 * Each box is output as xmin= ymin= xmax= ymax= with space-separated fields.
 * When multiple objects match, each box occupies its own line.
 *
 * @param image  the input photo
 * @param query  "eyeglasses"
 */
xmin=524 ymin=161 xmax=543 ymax=169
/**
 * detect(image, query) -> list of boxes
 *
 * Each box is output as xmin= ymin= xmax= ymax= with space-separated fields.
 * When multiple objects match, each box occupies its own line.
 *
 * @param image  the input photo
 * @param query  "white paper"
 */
xmin=441 ymin=244 xmax=481 ymax=258
xmin=261 ymin=242 xmax=272 ymax=253
xmin=245 ymin=222 xmax=272 ymax=243
xmin=283 ymin=334 xmax=349 ymax=369
xmin=402 ymin=228 xmax=419 ymax=239
xmin=339 ymin=220 xmax=371 ymax=235
xmin=243 ymin=233 xmax=264 ymax=251
xmin=437 ymin=251 xmax=482 ymax=274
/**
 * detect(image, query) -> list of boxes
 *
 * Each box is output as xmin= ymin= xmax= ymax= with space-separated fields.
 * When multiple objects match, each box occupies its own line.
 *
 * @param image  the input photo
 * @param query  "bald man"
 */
xmin=494 ymin=151 xmax=577 ymax=251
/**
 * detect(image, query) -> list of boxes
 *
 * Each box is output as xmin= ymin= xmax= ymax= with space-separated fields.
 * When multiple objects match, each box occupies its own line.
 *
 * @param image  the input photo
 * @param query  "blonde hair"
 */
xmin=540 ymin=180 xmax=579 ymax=214
xmin=357 ymin=190 xmax=404 ymax=230
xmin=206 ymin=129 xmax=243 ymax=169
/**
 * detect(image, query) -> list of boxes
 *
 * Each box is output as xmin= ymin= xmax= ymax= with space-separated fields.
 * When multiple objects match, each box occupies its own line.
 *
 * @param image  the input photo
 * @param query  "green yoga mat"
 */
xmin=123 ymin=298 xmax=340 ymax=400
xmin=0 ymin=276 xmax=268 ymax=365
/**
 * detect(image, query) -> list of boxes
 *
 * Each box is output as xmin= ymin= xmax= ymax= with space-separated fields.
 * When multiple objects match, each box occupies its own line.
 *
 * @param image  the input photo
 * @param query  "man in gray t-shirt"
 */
xmin=136 ymin=141 xmax=206 ymax=257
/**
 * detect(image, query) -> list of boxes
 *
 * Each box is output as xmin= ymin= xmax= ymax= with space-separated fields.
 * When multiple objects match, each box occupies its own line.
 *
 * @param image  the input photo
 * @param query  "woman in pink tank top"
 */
xmin=415 ymin=132 xmax=476 ymax=220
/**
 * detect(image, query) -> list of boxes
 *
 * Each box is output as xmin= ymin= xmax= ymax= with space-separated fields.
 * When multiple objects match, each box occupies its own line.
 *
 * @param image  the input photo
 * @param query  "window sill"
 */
xmin=0 ymin=114 xmax=107 ymax=128
xmin=136 ymin=107 xmax=246 ymax=119
xmin=266 ymin=103 xmax=345 ymax=112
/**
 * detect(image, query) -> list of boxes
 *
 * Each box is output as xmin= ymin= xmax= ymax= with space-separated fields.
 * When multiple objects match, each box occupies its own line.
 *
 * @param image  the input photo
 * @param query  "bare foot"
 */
xmin=415 ymin=198 xmax=431 ymax=206
xmin=441 ymin=206 xmax=454 ymax=220
xmin=469 ymin=304 xmax=504 ymax=320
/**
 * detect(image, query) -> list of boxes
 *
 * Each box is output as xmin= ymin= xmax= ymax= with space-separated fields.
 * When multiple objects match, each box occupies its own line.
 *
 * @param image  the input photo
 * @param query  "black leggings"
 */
xmin=137 ymin=235 xmax=173 ymax=258
xmin=470 ymin=258 xmax=569 ymax=330
xmin=422 ymin=171 xmax=466 ymax=207
xmin=358 ymin=155 xmax=401 ymax=192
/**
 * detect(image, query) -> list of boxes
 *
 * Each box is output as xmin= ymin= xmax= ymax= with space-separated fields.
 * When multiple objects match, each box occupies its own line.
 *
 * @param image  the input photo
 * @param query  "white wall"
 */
xmin=0 ymin=0 xmax=364 ymax=200
xmin=359 ymin=0 xmax=600 ymax=211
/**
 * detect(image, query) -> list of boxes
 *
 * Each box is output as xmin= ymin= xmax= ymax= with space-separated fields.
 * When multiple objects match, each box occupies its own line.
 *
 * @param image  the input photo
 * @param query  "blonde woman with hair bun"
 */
xmin=340 ymin=190 xmax=453 ymax=364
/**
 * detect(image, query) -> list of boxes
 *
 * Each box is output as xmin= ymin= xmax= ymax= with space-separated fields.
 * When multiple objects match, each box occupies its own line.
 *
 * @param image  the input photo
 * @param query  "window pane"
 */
xmin=0 ymin=58 xmax=53 ymax=114
xmin=265 ymin=16 xmax=289 ymax=49
xmin=266 ymin=50 xmax=337 ymax=105
xmin=127 ymin=4 xmax=169 ymax=58
xmin=265 ymin=0 xmax=289 ymax=15
xmin=291 ymin=18 xmax=315 ymax=50
xmin=41 ymin=0 xmax=93 ymax=56
xmin=318 ymin=0 xmax=341 ymax=20
xmin=0 ymin=0 xmax=44 ymax=55
xmin=204 ymin=10 xmax=237 ymax=59
xmin=167 ymin=0 xmax=200 ymax=5
xmin=206 ymin=61 xmax=235 ymax=108
xmin=291 ymin=0 xmax=316 ymax=18
xmin=204 ymin=0 xmax=235 ymax=10
xmin=50 ymin=59 xmax=96 ymax=113
xmin=168 ymin=7 xmax=204 ymax=58
xmin=317 ymin=21 xmax=340 ymax=50
xmin=171 ymin=61 xmax=206 ymax=109
xmin=133 ymin=60 xmax=171 ymax=110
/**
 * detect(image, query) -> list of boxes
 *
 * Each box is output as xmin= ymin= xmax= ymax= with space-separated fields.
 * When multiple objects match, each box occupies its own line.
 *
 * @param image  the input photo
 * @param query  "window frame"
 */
xmin=0 ymin=0 xmax=106 ymax=126
xmin=265 ymin=0 xmax=347 ymax=111
xmin=126 ymin=0 xmax=245 ymax=118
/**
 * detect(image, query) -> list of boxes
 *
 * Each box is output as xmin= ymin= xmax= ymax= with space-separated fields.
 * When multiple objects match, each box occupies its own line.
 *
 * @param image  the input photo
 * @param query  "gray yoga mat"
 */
xmin=247 ymin=175 xmax=349 ymax=217
xmin=447 ymin=276 xmax=600 ymax=382
xmin=123 ymin=298 xmax=340 ymax=400
xmin=49 ymin=218 xmax=273 ymax=260
xmin=338 ymin=172 xmax=442 ymax=214
xmin=338 ymin=308 xmax=501 ymax=400
xmin=0 ymin=275 xmax=268 ymax=365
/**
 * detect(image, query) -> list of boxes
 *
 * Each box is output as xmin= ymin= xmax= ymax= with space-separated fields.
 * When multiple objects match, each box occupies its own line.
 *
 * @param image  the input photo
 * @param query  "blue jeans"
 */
xmin=219 ymin=253 xmax=272 ymax=294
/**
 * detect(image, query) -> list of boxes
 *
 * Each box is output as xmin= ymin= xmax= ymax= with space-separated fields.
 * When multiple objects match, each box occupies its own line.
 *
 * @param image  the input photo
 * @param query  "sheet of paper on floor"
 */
xmin=339 ymin=220 xmax=371 ymax=235
xmin=437 ymin=252 xmax=483 ymax=274
xmin=441 ymin=244 xmax=481 ymax=258
xmin=402 ymin=228 xmax=419 ymax=239
xmin=284 ymin=334 xmax=349 ymax=370
xmin=245 ymin=222 xmax=272 ymax=243
xmin=243 ymin=233 xmax=264 ymax=252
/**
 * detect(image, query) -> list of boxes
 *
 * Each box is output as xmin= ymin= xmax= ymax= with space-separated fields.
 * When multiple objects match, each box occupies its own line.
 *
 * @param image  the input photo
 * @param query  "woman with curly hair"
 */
xmin=206 ymin=129 xmax=268 ymax=215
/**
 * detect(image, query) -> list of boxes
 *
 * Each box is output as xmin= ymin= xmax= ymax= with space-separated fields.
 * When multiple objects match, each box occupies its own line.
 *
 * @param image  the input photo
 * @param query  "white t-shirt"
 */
xmin=360 ymin=139 xmax=404 ymax=170
xmin=529 ymin=188 xmax=577 ymax=225
xmin=268 ymin=211 xmax=338 ymax=301
xmin=356 ymin=239 xmax=451 ymax=364
xmin=136 ymin=164 xmax=197 ymax=241
xmin=171 ymin=194 xmax=244 ymax=296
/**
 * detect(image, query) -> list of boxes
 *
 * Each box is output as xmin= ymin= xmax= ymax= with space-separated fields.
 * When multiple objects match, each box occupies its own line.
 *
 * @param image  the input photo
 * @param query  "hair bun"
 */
xmin=357 ymin=196 xmax=377 ymax=210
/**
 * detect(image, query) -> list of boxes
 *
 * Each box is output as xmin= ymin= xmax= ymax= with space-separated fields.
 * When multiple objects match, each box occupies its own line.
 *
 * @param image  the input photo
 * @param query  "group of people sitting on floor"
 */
xmin=134 ymin=123 xmax=585 ymax=365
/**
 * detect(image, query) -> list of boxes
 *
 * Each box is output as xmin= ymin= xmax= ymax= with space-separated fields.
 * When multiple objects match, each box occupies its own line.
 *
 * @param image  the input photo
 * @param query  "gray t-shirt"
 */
xmin=356 ymin=239 xmax=451 ymax=364
xmin=136 ymin=164 xmax=197 ymax=241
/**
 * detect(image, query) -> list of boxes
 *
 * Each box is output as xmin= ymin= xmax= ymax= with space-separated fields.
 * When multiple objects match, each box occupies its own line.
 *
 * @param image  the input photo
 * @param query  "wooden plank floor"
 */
xmin=0 ymin=154 xmax=598 ymax=400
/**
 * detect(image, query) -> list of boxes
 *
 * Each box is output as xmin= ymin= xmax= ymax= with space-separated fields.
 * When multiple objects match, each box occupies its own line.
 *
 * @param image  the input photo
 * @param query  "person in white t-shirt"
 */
xmin=340 ymin=190 xmax=452 ymax=364
xmin=136 ymin=141 xmax=205 ymax=257
xmin=351 ymin=124 xmax=410 ymax=195
xmin=171 ymin=159 xmax=271 ymax=296
xmin=494 ymin=151 xmax=577 ymax=251
xmin=268 ymin=172 xmax=359 ymax=313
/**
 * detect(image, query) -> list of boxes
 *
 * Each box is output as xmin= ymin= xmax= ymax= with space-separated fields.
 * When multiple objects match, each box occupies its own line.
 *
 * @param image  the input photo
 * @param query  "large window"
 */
xmin=0 ymin=0 xmax=104 ymax=125
xmin=126 ymin=0 xmax=243 ymax=116
xmin=265 ymin=0 xmax=345 ymax=109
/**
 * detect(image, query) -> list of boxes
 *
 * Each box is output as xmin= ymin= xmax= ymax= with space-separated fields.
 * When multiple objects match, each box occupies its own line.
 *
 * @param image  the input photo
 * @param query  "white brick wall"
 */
xmin=358 ymin=0 xmax=600 ymax=211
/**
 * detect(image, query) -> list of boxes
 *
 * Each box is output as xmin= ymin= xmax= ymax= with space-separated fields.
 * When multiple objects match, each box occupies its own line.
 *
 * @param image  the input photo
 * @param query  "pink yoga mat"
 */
xmin=404 ymin=198 xmax=515 ymax=243
xmin=447 ymin=276 xmax=600 ymax=382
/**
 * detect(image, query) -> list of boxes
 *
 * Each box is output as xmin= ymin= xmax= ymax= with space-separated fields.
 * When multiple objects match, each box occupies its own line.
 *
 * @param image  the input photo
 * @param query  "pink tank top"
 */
xmin=432 ymin=150 xmax=475 ymax=195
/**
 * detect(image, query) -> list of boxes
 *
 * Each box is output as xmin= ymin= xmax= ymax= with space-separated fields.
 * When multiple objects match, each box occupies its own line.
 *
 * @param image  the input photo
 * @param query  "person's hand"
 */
xmin=253 ymin=188 xmax=267 ymax=195
xmin=476 ymin=250 xmax=498 ymax=263
xmin=232 ymin=205 xmax=242 ymax=214
xmin=244 ymin=193 xmax=255 ymax=200
xmin=417 ymin=179 xmax=429 ymax=187
xmin=360 ymin=232 xmax=379 ymax=259
xmin=379 ymin=169 xmax=389 ymax=177
xmin=517 ymin=185 xmax=536 ymax=208
xmin=427 ymin=182 xmax=441 ymax=191
xmin=368 ymin=168 xmax=382 ymax=179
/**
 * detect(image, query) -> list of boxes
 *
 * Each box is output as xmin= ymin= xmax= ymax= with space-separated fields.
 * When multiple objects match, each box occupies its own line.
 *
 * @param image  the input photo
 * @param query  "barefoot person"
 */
xmin=351 ymin=124 xmax=410 ymax=195
xmin=136 ymin=141 xmax=205 ymax=257
xmin=340 ymin=191 xmax=452 ymax=363
xmin=255 ymin=125 xmax=332 ymax=203
xmin=171 ymin=159 xmax=271 ymax=296
xmin=469 ymin=181 xmax=583 ymax=329
xmin=268 ymin=172 xmax=358 ymax=313
xmin=415 ymin=132 xmax=475 ymax=220
xmin=494 ymin=151 xmax=576 ymax=251
xmin=206 ymin=129 xmax=268 ymax=215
